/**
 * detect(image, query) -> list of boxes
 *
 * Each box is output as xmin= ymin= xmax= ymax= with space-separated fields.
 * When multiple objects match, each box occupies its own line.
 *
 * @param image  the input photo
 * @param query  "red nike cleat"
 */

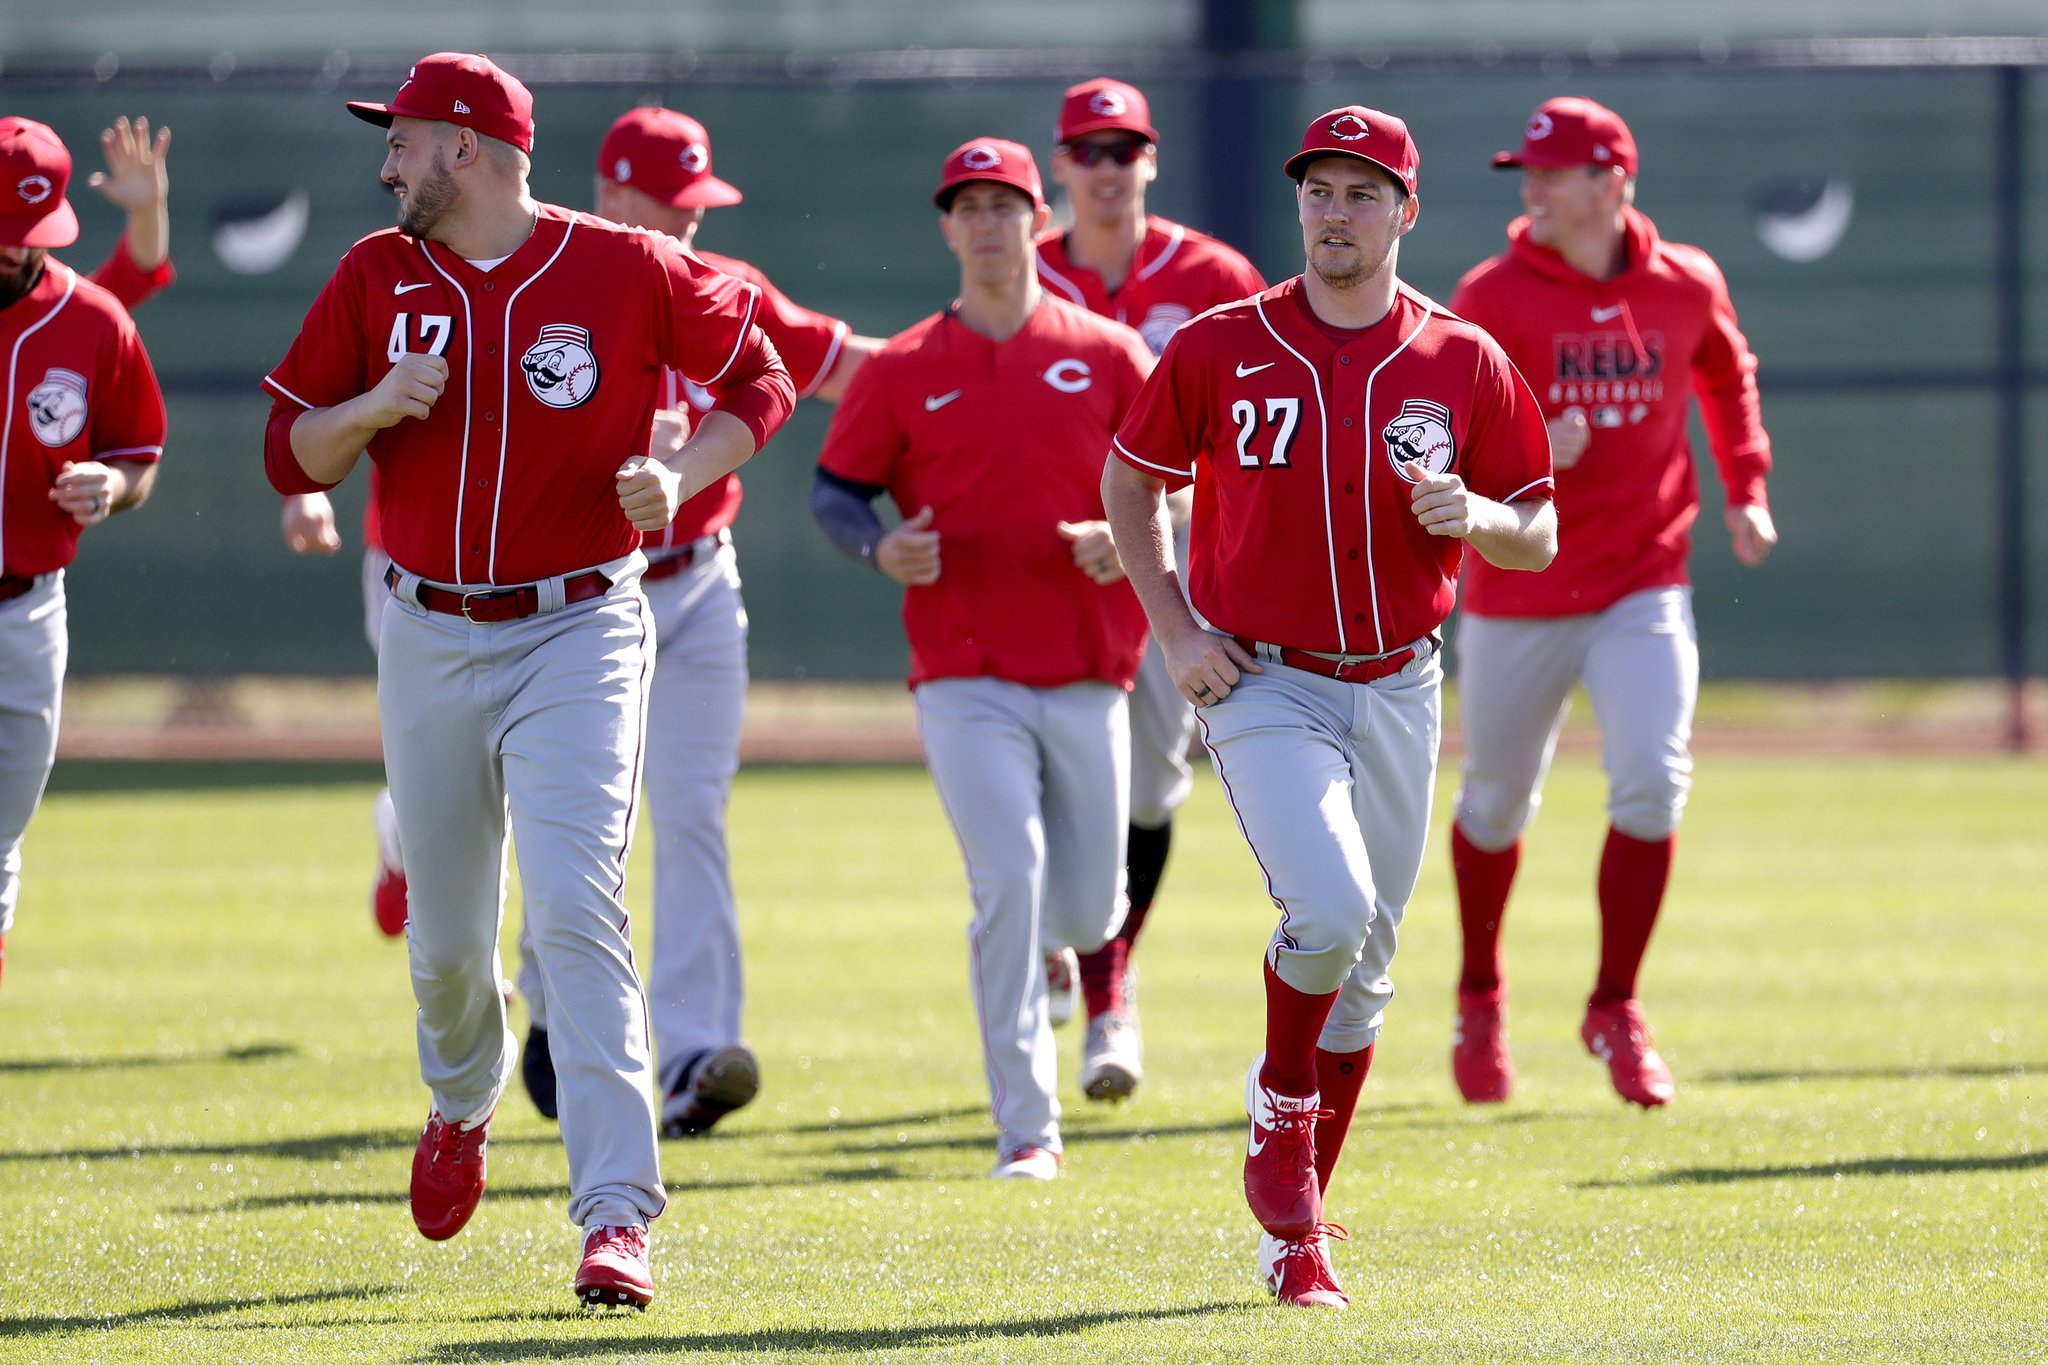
xmin=1452 ymin=987 xmax=1514 ymax=1103
xmin=575 ymin=1223 xmax=654 ymax=1310
xmin=409 ymin=1110 xmax=489 ymax=1240
xmin=1243 ymin=1055 xmax=1324 ymax=1242
xmin=1260 ymin=1223 xmax=1351 ymax=1309
xmin=1581 ymin=999 xmax=1676 ymax=1108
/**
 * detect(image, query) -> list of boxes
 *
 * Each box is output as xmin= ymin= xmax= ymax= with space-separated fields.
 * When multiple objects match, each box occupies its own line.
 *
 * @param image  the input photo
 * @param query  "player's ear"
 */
xmin=1398 ymin=192 xmax=1420 ymax=236
xmin=1031 ymin=202 xmax=1053 ymax=236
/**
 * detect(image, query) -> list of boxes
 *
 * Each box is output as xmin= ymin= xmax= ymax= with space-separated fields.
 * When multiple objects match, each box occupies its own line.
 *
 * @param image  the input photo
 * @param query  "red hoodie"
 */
xmin=1451 ymin=206 xmax=1770 ymax=618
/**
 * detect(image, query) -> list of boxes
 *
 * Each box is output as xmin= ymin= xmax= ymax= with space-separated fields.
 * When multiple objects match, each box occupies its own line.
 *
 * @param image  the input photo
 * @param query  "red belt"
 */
xmin=388 ymin=567 xmax=613 ymax=623
xmin=1233 ymin=635 xmax=1435 ymax=683
xmin=642 ymin=530 xmax=729 ymax=584
xmin=0 ymin=574 xmax=40 ymax=604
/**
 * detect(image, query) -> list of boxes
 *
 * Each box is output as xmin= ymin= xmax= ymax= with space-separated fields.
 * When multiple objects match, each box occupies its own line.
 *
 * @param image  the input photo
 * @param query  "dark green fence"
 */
xmin=8 ymin=45 xmax=2043 ymax=681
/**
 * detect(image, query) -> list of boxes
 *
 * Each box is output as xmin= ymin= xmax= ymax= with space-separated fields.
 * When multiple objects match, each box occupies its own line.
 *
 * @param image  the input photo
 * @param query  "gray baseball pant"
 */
xmin=0 ymin=574 xmax=65 ymax=939
xmin=915 ymin=677 xmax=1130 ymax=1154
xmin=379 ymin=553 xmax=665 ymax=1231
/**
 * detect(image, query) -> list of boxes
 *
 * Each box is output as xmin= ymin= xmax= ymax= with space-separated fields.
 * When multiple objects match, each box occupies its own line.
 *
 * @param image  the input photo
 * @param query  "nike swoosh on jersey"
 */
xmin=924 ymin=391 xmax=962 ymax=411
xmin=1591 ymin=305 xmax=1624 ymax=322
xmin=1235 ymin=361 xmax=1276 ymax=378
xmin=394 ymin=282 xmax=434 ymax=296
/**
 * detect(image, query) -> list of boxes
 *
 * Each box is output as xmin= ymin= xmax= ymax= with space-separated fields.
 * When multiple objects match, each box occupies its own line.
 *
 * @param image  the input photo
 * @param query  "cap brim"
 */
xmin=0 ymin=200 xmax=79 ymax=249
xmin=1490 ymin=151 xmax=1524 ymax=168
xmin=667 ymin=176 xmax=744 ymax=209
xmin=934 ymin=177 xmax=1043 ymax=211
xmin=1284 ymin=147 xmax=1410 ymax=191
xmin=347 ymin=101 xmax=397 ymax=129
xmin=1057 ymin=118 xmax=1159 ymax=145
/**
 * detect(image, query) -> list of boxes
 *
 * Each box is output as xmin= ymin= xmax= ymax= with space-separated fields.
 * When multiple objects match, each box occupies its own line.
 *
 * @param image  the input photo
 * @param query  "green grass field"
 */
xmin=1 ymin=754 xmax=2041 ymax=1363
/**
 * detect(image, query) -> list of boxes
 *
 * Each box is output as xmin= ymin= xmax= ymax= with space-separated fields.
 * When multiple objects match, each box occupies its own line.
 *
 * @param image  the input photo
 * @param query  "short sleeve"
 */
xmin=748 ymin=271 xmax=849 ymax=399
xmin=652 ymin=238 xmax=766 ymax=388
xmin=263 ymin=255 xmax=371 ymax=412
xmin=1111 ymin=327 xmax=1203 ymax=489
xmin=816 ymin=354 xmax=903 ymax=488
xmin=1460 ymin=334 xmax=1553 ymax=506
xmin=91 ymin=308 xmax=167 ymax=463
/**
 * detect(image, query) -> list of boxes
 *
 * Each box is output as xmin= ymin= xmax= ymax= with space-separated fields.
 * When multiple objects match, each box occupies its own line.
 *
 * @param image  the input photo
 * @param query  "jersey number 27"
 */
xmin=1232 ymin=397 xmax=1300 ymax=468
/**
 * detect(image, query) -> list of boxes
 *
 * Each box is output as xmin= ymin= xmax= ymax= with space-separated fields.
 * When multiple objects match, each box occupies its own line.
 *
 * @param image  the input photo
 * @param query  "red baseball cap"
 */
xmin=598 ymin=107 xmax=741 ymax=209
xmin=1284 ymin=106 xmax=1419 ymax=195
xmin=1056 ymin=78 xmax=1159 ymax=145
xmin=933 ymin=138 xmax=1044 ymax=211
xmin=347 ymin=52 xmax=535 ymax=155
xmin=0 ymin=118 xmax=79 ymax=249
xmin=1492 ymin=97 xmax=1638 ymax=175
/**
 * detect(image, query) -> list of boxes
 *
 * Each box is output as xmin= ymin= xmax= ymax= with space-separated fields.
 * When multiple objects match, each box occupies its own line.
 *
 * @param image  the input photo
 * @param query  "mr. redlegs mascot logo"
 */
xmin=521 ymin=324 xmax=601 ymax=409
xmin=1383 ymin=398 xmax=1456 ymax=479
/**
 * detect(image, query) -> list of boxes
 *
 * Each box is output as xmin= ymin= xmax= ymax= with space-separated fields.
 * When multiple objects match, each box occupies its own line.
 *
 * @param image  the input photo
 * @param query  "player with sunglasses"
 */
xmin=1033 ymin=78 xmax=1267 ymax=1106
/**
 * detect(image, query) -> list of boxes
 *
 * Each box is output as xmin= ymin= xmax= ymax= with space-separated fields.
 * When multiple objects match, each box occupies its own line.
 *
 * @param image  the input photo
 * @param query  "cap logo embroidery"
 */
xmin=962 ymin=145 xmax=1002 ymax=171
xmin=1088 ymin=91 xmax=1126 ymax=116
xmin=614 ymin=157 xmax=632 ymax=181
xmin=1593 ymin=145 xmax=1611 ymax=161
xmin=15 ymin=175 xmax=51 ymax=206
xmin=1527 ymin=112 xmax=1555 ymax=140
xmin=1328 ymin=114 xmax=1370 ymax=141
xmin=680 ymin=143 xmax=708 ymax=173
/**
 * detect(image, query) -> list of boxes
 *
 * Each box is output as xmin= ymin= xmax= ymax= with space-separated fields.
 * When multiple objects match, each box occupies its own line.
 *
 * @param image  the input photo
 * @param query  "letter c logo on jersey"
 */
xmin=521 ymin=324 xmax=601 ymax=409
xmin=1043 ymin=359 xmax=1093 ymax=394
xmin=1383 ymin=398 xmax=1456 ymax=479
xmin=26 ymin=367 xmax=88 ymax=447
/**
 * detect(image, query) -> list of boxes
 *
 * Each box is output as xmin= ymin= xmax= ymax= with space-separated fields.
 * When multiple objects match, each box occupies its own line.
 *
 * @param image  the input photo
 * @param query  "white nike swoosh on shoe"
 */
xmin=394 ymin=282 xmax=434 ymax=295
xmin=1591 ymin=305 xmax=1624 ymax=322
xmin=1236 ymin=361 xmax=1275 ymax=378
xmin=925 ymin=390 xmax=962 ymax=411
xmin=1247 ymin=1123 xmax=1269 ymax=1157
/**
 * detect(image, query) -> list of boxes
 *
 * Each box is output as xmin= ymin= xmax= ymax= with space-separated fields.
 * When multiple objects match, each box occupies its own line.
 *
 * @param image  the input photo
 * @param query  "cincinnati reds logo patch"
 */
xmin=1088 ymin=91 xmax=1127 ymax=117
xmin=680 ymin=142 xmax=709 ymax=173
xmin=1383 ymin=398 xmax=1456 ymax=478
xmin=1043 ymin=359 xmax=1093 ymax=393
xmin=1328 ymin=114 xmax=1371 ymax=141
xmin=26 ymin=367 xmax=88 ymax=447
xmin=15 ymin=174 xmax=52 ymax=206
xmin=1527 ymin=112 xmax=1555 ymax=141
xmin=1137 ymin=304 xmax=1193 ymax=356
xmin=961 ymin=144 xmax=1002 ymax=171
xmin=520 ymin=324 xmax=601 ymax=409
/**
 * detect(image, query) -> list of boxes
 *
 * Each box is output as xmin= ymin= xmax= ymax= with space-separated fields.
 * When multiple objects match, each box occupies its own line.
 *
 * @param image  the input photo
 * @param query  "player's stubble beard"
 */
xmin=396 ymin=150 xmax=460 ymax=239
xmin=0 ymin=249 xmax=47 ymax=311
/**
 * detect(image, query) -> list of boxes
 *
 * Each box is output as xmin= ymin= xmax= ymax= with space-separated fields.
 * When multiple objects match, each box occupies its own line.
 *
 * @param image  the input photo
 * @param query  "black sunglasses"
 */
xmin=1058 ymin=139 xmax=1151 ymax=168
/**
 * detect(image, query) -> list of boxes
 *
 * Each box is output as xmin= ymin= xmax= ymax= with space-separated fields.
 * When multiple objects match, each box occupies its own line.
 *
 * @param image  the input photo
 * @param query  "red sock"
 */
xmin=1592 ymin=827 xmax=1675 ymax=1006
xmin=1452 ymin=822 xmax=1520 ymax=996
xmin=1312 ymin=1044 xmax=1374 ymax=1196
xmin=1261 ymin=959 xmax=1338 ymax=1096
xmin=1077 ymin=935 xmax=1127 ymax=1018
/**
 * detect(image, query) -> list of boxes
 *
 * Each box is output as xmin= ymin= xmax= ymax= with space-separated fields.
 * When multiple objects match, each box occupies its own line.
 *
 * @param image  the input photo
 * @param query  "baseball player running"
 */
xmin=1034 ymin=77 xmax=1266 ymax=1102
xmin=513 ymin=105 xmax=881 ymax=1137
xmin=811 ymin=138 xmax=1153 ymax=1181
xmin=261 ymin=53 xmax=794 ymax=1309
xmin=0 ymin=117 xmax=168 ymax=994
xmin=1104 ymin=107 xmax=1554 ymax=1307
xmin=1445 ymin=97 xmax=1777 ymax=1109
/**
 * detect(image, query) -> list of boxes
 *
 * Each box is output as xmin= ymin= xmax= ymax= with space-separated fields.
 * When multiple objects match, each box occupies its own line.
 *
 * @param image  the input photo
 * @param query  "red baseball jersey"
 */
xmin=818 ymin=296 xmax=1153 ymax=690
xmin=647 ymin=247 xmax=851 ymax=551
xmin=354 ymin=247 xmax=849 ymax=557
xmin=1113 ymin=277 xmax=1552 ymax=657
xmin=86 ymin=233 xmax=175 ymax=313
xmin=1036 ymin=215 xmax=1265 ymax=356
xmin=1 ymin=258 xmax=166 ymax=577
xmin=1451 ymin=207 xmax=1771 ymax=617
xmin=262 ymin=204 xmax=794 ymax=585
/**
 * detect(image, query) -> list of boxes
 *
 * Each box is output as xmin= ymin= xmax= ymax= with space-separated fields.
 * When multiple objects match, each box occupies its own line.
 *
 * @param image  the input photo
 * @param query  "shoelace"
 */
xmin=1266 ymin=1103 xmax=1333 ymax=1177
xmin=587 ymin=1225 xmax=648 ymax=1258
xmin=429 ymin=1117 xmax=486 ymax=1165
